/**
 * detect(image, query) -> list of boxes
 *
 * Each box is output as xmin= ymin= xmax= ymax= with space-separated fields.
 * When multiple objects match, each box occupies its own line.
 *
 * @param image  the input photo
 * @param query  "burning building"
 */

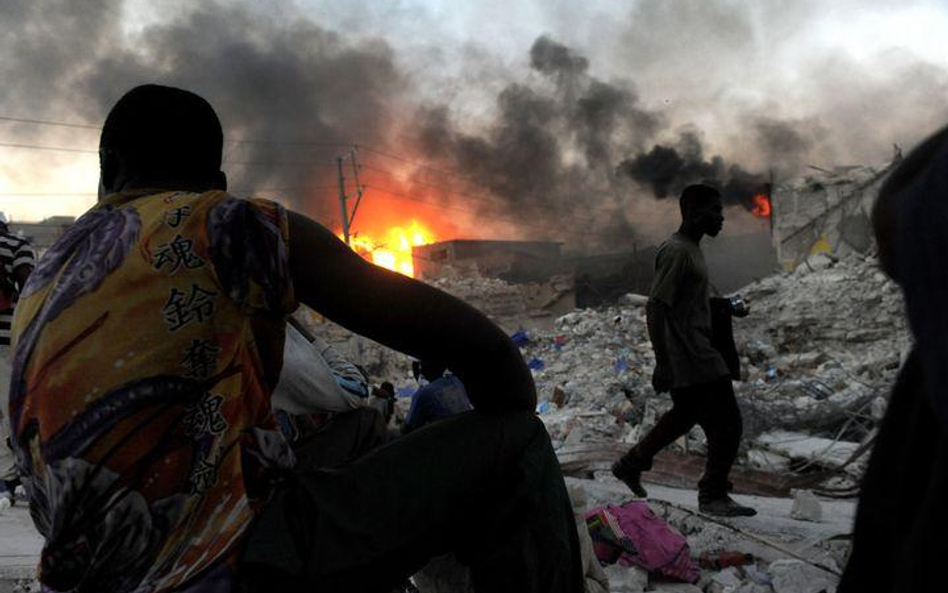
xmin=412 ymin=239 xmax=564 ymax=282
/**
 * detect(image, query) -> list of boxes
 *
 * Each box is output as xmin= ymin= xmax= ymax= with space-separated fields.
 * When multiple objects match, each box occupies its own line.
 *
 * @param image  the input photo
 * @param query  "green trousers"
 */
xmin=240 ymin=410 xmax=583 ymax=593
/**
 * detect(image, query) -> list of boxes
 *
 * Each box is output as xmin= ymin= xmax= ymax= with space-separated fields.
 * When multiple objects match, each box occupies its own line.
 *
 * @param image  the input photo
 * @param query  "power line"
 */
xmin=224 ymin=138 xmax=351 ymax=147
xmin=0 ymin=141 xmax=344 ymax=169
xmin=0 ymin=114 xmax=353 ymax=147
xmin=359 ymin=145 xmax=481 ymax=186
xmin=223 ymin=160 xmax=337 ymax=168
xmin=0 ymin=141 xmax=97 ymax=154
xmin=358 ymin=162 xmax=625 ymax=224
xmin=0 ymin=192 xmax=96 ymax=197
xmin=0 ymin=114 xmax=538 ymax=193
xmin=0 ymin=116 xmax=100 ymax=130
xmin=0 ymin=185 xmax=337 ymax=198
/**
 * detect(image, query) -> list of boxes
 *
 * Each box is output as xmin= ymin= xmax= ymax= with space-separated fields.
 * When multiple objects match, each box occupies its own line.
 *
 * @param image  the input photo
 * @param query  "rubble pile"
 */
xmin=305 ymin=251 xmax=908 ymax=485
xmin=562 ymin=476 xmax=852 ymax=593
xmin=736 ymin=252 xmax=908 ymax=426
xmin=513 ymin=252 xmax=909 ymax=484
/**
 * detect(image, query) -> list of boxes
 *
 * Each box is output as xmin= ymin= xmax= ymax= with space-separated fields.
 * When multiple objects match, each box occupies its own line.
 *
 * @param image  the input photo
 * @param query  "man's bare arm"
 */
xmin=646 ymin=299 xmax=673 ymax=392
xmin=287 ymin=210 xmax=536 ymax=413
xmin=646 ymin=299 xmax=671 ymax=362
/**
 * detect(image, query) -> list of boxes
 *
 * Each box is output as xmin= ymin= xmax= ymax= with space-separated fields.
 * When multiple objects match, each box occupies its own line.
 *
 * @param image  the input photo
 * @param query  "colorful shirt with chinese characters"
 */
xmin=8 ymin=190 xmax=297 ymax=593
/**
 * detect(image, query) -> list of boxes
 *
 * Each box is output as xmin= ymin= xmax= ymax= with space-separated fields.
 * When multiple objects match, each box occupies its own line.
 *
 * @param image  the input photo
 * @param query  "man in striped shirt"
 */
xmin=0 ymin=217 xmax=35 ymax=505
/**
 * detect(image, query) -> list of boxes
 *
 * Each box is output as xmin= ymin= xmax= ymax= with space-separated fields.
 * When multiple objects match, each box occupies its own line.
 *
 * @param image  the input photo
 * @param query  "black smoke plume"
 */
xmin=616 ymin=131 xmax=769 ymax=207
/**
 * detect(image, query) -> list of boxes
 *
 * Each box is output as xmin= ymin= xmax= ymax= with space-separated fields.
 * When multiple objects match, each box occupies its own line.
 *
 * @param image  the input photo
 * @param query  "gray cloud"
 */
xmin=2 ymin=0 xmax=947 ymax=247
xmin=1 ymin=0 xmax=404 ymax=221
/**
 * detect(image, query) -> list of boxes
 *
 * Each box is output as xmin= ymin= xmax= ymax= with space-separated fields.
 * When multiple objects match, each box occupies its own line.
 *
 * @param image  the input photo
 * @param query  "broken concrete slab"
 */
xmin=755 ymin=431 xmax=860 ymax=470
xmin=649 ymin=584 xmax=703 ymax=593
xmin=735 ymin=583 xmax=774 ymax=593
xmin=769 ymin=559 xmax=838 ymax=593
xmin=790 ymin=490 xmax=823 ymax=523
xmin=602 ymin=563 xmax=648 ymax=593
xmin=0 ymin=506 xmax=41 ymax=593
xmin=707 ymin=566 xmax=744 ymax=592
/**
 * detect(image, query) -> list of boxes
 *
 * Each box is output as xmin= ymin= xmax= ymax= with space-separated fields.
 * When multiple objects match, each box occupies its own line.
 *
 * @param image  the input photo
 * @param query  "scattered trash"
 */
xmin=511 ymin=330 xmax=531 ymax=347
xmin=552 ymin=385 xmax=568 ymax=408
xmin=527 ymin=357 xmax=545 ymax=371
xmin=800 ymin=380 xmax=833 ymax=401
xmin=707 ymin=566 xmax=744 ymax=593
xmin=586 ymin=501 xmax=699 ymax=583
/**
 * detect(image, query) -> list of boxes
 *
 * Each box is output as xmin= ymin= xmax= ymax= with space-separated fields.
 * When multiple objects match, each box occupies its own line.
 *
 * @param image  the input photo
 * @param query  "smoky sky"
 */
xmin=2 ymin=0 xmax=947 ymax=247
xmin=0 ymin=0 xmax=404 ymax=222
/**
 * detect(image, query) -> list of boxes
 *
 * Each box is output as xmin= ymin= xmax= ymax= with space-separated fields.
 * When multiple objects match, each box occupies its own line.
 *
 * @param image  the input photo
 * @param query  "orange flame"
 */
xmin=751 ymin=194 xmax=771 ymax=218
xmin=343 ymin=220 xmax=437 ymax=277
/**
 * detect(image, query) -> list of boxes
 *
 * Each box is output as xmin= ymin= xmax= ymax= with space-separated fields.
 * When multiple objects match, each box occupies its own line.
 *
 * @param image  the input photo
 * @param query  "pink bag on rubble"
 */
xmin=585 ymin=501 xmax=699 ymax=584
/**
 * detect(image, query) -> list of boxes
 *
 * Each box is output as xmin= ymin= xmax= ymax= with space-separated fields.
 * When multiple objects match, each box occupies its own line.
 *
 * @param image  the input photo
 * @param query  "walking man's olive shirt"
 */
xmin=648 ymin=233 xmax=729 ymax=389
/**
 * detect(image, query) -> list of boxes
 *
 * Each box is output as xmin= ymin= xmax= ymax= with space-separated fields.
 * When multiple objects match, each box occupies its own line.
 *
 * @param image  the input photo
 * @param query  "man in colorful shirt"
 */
xmin=7 ymin=85 xmax=581 ymax=593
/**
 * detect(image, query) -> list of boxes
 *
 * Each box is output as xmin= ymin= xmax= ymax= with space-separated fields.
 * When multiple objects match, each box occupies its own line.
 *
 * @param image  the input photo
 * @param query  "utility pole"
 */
xmin=336 ymin=147 xmax=364 ymax=245
xmin=337 ymin=155 xmax=350 ymax=245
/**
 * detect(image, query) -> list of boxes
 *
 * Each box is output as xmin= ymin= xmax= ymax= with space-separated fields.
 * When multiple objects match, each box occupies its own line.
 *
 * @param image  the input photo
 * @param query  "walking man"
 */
xmin=612 ymin=184 xmax=755 ymax=517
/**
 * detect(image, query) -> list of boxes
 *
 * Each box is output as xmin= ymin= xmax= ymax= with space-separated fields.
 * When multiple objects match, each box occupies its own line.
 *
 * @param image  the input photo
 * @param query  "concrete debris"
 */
xmin=735 ymin=584 xmax=774 ymax=593
xmin=707 ymin=567 xmax=745 ymax=593
xmin=296 ymin=253 xmax=903 ymax=494
xmin=789 ymin=490 xmax=823 ymax=523
xmin=602 ymin=563 xmax=648 ymax=593
xmin=650 ymin=584 xmax=703 ymax=593
xmin=768 ymin=559 xmax=838 ymax=593
xmin=771 ymin=161 xmax=894 ymax=271
xmin=516 ymin=253 xmax=903 ymax=490
xmin=754 ymin=432 xmax=860 ymax=474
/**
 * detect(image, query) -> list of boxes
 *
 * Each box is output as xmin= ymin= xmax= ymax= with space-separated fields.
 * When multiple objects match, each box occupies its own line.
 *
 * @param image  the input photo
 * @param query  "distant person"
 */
xmin=369 ymin=380 xmax=397 ymax=426
xmin=0 ymin=216 xmax=34 ymax=507
xmin=839 ymin=125 xmax=948 ymax=592
xmin=6 ymin=84 xmax=581 ymax=593
xmin=403 ymin=360 xmax=473 ymax=434
xmin=612 ymin=184 xmax=755 ymax=517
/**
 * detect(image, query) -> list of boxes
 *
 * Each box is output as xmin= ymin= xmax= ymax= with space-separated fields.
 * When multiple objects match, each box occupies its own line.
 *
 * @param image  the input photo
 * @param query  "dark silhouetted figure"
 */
xmin=612 ymin=184 xmax=756 ymax=517
xmin=8 ymin=84 xmax=582 ymax=593
xmin=839 ymin=124 xmax=948 ymax=593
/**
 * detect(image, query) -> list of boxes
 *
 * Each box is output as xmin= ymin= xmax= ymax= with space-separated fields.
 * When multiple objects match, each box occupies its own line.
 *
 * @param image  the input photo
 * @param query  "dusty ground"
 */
xmin=0 ymin=476 xmax=854 ymax=593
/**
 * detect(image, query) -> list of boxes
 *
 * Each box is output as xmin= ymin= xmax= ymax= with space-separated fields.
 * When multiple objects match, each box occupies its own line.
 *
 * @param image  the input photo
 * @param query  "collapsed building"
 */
xmin=771 ymin=161 xmax=897 ymax=270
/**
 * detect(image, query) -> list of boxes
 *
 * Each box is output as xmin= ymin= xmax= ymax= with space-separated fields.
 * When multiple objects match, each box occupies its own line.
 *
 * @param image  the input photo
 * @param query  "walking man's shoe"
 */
xmin=699 ymin=496 xmax=757 ymax=517
xmin=611 ymin=460 xmax=648 ymax=498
